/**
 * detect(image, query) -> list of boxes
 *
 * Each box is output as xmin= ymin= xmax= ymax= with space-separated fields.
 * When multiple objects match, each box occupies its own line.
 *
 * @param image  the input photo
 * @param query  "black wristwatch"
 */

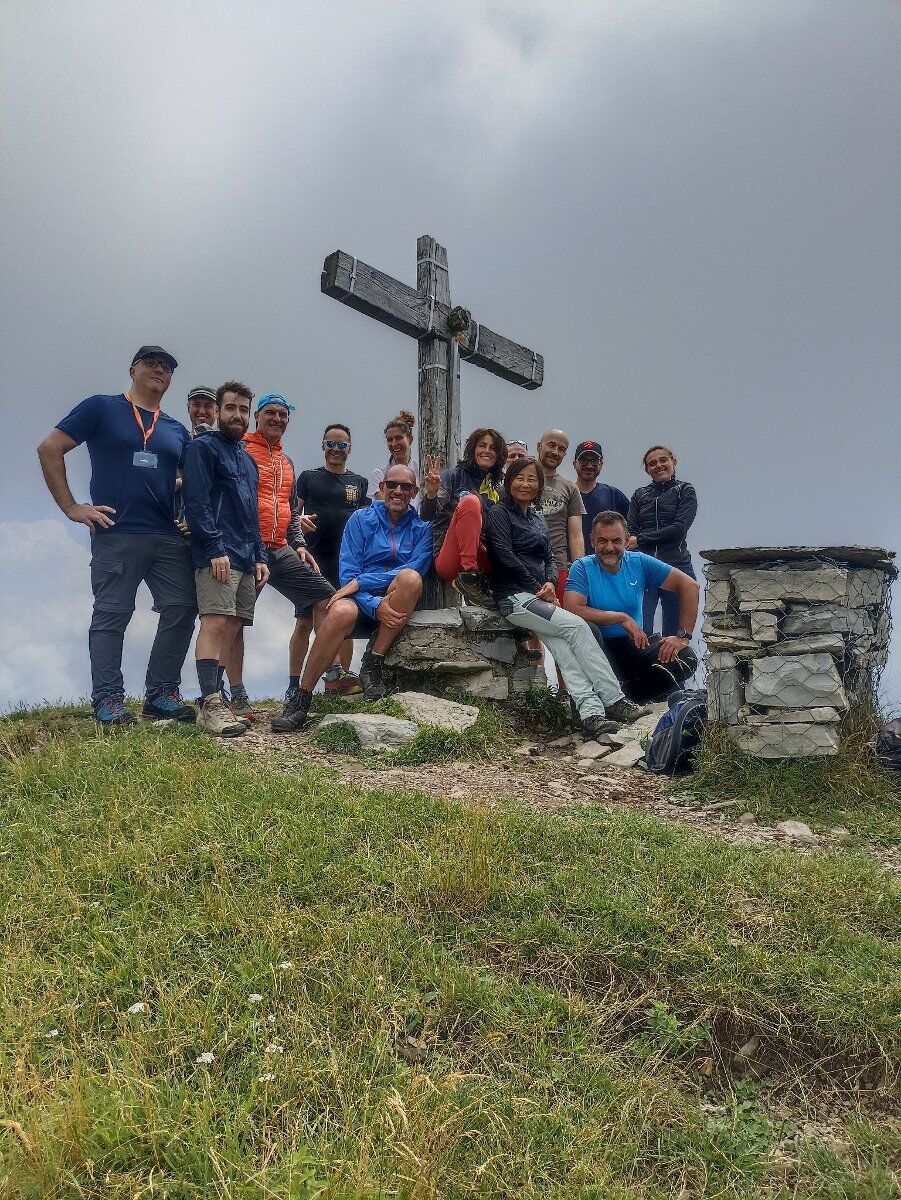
xmin=676 ymin=628 xmax=692 ymax=640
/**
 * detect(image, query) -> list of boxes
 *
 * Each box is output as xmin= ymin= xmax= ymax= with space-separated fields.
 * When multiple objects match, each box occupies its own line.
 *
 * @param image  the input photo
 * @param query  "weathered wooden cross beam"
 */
xmin=321 ymin=234 xmax=544 ymax=605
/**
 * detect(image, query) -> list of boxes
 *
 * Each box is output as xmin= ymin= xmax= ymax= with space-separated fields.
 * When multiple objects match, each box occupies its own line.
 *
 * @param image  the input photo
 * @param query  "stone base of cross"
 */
xmin=322 ymin=235 xmax=544 ymax=607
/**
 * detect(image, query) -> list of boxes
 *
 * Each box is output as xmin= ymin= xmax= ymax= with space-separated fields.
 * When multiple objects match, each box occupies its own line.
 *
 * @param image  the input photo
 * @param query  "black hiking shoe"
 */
xmin=453 ymin=569 xmax=497 ymax=609
xmin=271 ymin=687 xmax=313 ymax=733
xmin=93 ymin=695 xmax=137 ymax=727
xmin=606 ymin=698 xmax=653 ymax=724
xmin=141 ymin=690 xmax=197 ymax=723
xmin=581 ymin=714 xmax=620 ymax=741
xmin=359 ymin=650 xmax=386 ymax=699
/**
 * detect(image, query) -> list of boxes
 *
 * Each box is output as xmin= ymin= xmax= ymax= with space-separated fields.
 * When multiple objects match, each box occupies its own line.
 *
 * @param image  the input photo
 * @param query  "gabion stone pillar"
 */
xmin=700 ymin=546 xmax=895 ymax=758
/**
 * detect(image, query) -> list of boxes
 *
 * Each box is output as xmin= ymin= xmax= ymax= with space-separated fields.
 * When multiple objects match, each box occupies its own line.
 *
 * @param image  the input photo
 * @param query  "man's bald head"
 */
xmin=384 ymin=463 xmax=416 ymax=485
xmin=537 ymin=429 xmax=569 ymax=474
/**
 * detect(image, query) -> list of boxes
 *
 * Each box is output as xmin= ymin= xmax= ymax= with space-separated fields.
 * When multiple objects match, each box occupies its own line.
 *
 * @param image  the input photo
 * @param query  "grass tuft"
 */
xmin=687 ymin=715 xmax=901 ymax=845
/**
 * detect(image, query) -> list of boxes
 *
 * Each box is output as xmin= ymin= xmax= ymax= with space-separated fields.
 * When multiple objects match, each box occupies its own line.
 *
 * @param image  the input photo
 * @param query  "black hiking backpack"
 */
xmin=643 ymin=688 xmax=708 ymax=776
xmin=875 ymin=719 xmax=901 ymax=772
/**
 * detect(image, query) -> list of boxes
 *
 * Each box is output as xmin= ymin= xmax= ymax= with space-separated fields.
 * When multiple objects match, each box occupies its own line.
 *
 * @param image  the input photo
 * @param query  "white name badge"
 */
xmin=133 ymin=451 xmax=159 ymax=468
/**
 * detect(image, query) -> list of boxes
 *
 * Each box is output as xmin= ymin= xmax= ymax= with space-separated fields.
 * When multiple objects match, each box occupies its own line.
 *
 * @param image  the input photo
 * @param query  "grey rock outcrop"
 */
xmin=392 ymin=692 xmax=480 ymax=732
xmin=318 ymin=714 xmax=419 ymax=750
xmin=745 ymin=653 xmax=847 ymax=709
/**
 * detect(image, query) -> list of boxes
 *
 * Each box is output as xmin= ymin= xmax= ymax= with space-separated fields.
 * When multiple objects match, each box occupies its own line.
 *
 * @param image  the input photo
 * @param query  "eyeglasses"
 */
xmin=646 ymin=456 xmax=672 ymax=468
xmin=324 ymin=439 xmax=350 ymax=450
xmin=139 ymin=356 xmax=173 ymax=373
xmin=383 ymin=480 xmax=416 ymax=493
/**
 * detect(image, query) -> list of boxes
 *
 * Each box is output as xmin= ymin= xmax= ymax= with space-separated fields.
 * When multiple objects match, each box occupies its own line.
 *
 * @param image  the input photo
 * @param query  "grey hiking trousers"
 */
xmin=88 ymin=531 xmax=197 ymax=705
xmin=499 ymin=592 xmax=624 ymax=719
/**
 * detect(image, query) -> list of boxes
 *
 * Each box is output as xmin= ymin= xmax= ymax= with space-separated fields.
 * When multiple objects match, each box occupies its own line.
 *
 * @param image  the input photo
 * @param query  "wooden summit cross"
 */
xmin=321 ymin=235 xmax=544 ymax=605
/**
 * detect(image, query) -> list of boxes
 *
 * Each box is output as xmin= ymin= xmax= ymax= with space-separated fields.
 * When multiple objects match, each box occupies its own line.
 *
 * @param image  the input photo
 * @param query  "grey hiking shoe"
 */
xmin=359 ymin=650 xmax=386 ymax=699
xmin=606 ymin=698 xmax=653 ymax=724
xmin=581 ymin=715 xmax=620 ymax=740
xmin=197 ymin=694 xmax=246 ymax=737
xmin=271 ymin=687 xmax=312 ymax=733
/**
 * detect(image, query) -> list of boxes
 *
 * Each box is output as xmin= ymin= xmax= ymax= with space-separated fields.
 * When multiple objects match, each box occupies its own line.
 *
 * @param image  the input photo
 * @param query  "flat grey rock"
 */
xmin=763 ymin=634 xmax=844 ymax=657
xmin=731 ymin=567 xmax=848 ymax=606
xmin=459 ymin=607 xmax=515 ymax=635
xmin=730 ymin=722 xmax=840 ymax=758
xmin=775 ymin=819 xmax=819 ymax=844
xmin=745 ymin=653 xmax=847 ymax=710
xmin=472 ymin=637 xmax=517 ymax=665
xmin=603 ymin=742 xmax=646 ymax=768
xmin=707 ymin=663 xmax=743 ymax=725
xmin=741 ymin=706 xmax=841 ymax=724
xmin=392 ymin=692 xmax=480 ymax=733
xmin=782 ymin=605 xmax=872 ymax=638
xmin=575 ymin=740 xmax=612 ymax=760
xmin=405 ymin=608 xmax=464 ymax=628
xmin=318 ymin=713 xmax=419 ymax=750
xmin=700 ymin=546 xmax=895 ymax=569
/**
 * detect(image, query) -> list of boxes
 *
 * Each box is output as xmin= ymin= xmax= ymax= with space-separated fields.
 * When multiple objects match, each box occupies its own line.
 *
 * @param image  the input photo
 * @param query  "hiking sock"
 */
xmin=198 ymin=659 xmax=220 ymax=700
xmin=216 ymin=664 xmax=226 ymax=692
xmin=288 ymin=674 xmax=300 ymax=691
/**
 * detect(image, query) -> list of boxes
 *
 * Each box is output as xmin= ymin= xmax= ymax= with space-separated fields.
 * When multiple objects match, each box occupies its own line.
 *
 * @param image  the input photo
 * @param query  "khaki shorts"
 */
xmin=195 ymin=567 xmax=258 ymax=623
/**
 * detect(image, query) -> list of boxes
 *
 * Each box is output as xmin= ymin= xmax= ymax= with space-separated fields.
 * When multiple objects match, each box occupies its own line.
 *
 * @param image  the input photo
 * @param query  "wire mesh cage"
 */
xmin=699 ymin=546 xmax=896 ymax=758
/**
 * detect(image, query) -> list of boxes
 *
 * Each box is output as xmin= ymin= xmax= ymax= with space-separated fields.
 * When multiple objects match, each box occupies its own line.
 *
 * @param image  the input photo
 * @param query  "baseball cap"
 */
xmin=131 ymin=345 xmax=178 ymax=372
xmin=574 ymin=440 xmax=604 ymax=459
xmin=256 ymin=392 xmax=295 ymax=413
xmin=186 ymin=386 xmax=216 ymax=402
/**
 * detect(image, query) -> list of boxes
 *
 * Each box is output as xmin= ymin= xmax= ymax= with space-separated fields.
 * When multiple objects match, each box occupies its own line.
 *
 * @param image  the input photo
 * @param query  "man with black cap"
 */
xmin=186 ymin=386 xmax=217 ymax=435
xmin=572 ymin=440 xmax=630 ymax=550
xmin=37 ymin=346 xmax=198 ymax=725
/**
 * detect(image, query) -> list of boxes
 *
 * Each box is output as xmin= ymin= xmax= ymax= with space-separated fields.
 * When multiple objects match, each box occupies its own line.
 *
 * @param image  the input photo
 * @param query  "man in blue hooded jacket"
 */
xmin=333 ymin=463 xmax=432 ymax=697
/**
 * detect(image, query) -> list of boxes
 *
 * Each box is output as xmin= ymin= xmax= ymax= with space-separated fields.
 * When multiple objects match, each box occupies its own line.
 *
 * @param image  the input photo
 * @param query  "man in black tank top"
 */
xmin=292 ymin=423 xmax=370 ymax=695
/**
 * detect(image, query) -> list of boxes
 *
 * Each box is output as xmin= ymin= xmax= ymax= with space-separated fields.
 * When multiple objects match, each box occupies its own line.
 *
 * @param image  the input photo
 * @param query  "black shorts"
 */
xmin=262 ymin=545 xmax=335 ymax=618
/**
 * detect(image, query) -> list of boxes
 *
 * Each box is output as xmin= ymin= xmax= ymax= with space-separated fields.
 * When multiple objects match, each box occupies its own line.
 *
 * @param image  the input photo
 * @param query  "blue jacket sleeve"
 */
xmin=339 ymin=513 xmax=380 ymax=618
xmin=182 ymin=438 xmax=226 ymax=563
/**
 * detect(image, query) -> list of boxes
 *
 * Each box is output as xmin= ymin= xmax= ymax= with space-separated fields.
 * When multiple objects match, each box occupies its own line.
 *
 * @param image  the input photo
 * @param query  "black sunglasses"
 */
xmin=139 ymin=356 xmax=173 ymax=373
xmin=383 ymin=480 xmax=416 ymax=493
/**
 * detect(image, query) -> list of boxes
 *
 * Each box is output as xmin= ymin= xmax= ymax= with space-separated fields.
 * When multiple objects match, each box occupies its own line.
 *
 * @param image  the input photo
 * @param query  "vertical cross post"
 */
xmin=417 ymin=235 xmax=461 ymax=607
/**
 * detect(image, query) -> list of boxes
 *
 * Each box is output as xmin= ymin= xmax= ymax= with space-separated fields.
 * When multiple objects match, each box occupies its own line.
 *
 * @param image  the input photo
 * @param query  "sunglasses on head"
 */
xmin=383 ymin=480 xmax=416 ymax=493
xmin=324 ymin=439 xmax=350 ymax=450
xmin=508 ymin=439 xmax=527 ymax=449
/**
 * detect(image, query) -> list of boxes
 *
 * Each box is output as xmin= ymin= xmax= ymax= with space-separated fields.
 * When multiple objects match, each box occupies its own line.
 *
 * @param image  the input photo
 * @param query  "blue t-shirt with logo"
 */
xmin=57 ymin=393 xmax=190 ymax=536
xmin=565 ymin=551 xmax=671 ymax=638
xmin=580 ymin=482 xmax=630 ymax=547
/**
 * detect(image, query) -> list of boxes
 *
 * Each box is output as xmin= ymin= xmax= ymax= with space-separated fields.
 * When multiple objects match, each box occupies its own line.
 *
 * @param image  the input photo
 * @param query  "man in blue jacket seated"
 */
xmin=330 ymin=463 xmax=433 ymax=699
xmin=563 ymin=510 xmax=700 ymax=703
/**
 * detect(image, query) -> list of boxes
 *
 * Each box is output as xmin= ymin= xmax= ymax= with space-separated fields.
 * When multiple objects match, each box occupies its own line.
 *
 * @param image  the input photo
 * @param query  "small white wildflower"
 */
xmin=263 ymin=1043 xmax=284 ymax=1054
xmin=195 ymin=1051 xmax=215 ymax=1065
xmin=258 ymin=1072 xmax=276 ymax=1082
xmin=248 ymin=993 xmax=263 ymax=1003
xmin=267 ymin=1013 xmax=277 ymax=1023
xmin=44 ymin=1029 xmax=60 ymax=1039
xmin=277 ymin=961 xmax=293 ymax=971
xmin=125 ymin=1001 xmax=148 ymax=1014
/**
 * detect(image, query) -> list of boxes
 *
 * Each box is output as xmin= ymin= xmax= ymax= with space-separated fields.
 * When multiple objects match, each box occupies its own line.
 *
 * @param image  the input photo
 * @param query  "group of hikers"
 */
xmin=37 ymin=344 xmax=701 ymax=740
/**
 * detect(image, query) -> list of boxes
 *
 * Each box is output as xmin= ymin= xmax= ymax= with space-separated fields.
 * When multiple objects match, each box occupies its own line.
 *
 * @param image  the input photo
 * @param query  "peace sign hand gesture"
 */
xmin=423 ymin=453 xmax=443 ymax=501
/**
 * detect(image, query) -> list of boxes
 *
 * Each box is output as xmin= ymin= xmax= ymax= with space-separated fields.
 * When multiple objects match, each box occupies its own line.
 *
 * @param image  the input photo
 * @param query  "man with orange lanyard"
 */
xmin=37 ymin=345 xmax=198 ymax=725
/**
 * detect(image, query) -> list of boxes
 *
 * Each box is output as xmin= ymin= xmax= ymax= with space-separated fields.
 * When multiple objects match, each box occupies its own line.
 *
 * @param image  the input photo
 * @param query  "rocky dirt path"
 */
xmin=224 ymin=713 xmax=899 ymax=875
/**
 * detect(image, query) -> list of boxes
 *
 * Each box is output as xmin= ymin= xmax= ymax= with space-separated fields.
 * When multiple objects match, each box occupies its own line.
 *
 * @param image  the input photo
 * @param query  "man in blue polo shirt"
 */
xmin=563 ymin=510 xmax=700 ymax=702
xmin=37 ymin=345 xmax=197 ymax=725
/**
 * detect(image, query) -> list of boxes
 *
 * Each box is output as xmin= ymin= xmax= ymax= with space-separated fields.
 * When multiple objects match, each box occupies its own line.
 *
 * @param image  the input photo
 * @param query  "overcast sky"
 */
xmin=2 ymin=0 xmax=899 ymax=709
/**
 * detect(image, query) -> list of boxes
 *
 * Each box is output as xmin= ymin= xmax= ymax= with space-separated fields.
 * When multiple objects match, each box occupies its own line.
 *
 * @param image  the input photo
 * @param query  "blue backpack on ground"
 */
xmin=643 ymin=688 xmax=708 ymax=775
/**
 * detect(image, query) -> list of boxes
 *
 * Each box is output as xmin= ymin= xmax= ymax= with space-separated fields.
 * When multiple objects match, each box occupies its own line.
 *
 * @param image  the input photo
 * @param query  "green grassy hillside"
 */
xmin=0 ymin=711 xmax=898 ymax=1198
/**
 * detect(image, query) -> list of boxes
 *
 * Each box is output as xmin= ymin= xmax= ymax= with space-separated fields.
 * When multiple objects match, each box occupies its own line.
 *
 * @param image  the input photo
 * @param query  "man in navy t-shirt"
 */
xmin=563 ymin=510 xmax=700 ymax=702
xmin=572 ymin=440 xmax=631 ymax=549
xmin=37 ymin=345 xmax=197 ymax=725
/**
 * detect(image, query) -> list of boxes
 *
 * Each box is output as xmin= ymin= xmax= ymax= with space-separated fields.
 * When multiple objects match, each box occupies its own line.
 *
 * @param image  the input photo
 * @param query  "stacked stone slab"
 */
xmin=700 ymin=546 xmax=895 ymax=758
xmin=383 ymin=607 xmax=545 ymax=700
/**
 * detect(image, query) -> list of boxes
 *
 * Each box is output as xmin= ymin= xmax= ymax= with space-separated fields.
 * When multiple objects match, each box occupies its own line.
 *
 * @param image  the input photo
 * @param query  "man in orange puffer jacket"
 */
xmin=225 ymin=394 xmax=335 ymax=717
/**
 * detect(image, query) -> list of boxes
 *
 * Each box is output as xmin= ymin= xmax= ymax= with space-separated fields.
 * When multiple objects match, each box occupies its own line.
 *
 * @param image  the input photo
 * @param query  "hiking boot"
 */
xmin=359 ymin=650 xmax=386 ymax=699
xmin=324 ymin=668 xmax=362 ymax=695
xmin=606 ymin=698 xmax=653 ymax=724
xmin=220 ymin=689 xmax=251 ymax=729
xmin=229 ymin=689 xmax=258 ymax=723
xmin=452 ymin=569 xmax=497 ymax=609
xmin=284 ymin=682 xmax=298 ymax=703
xmin=93 ymin=696 xmax=137 ymax=727
xmin=581 ymin=714 xmax=620 ymax=741
xmin=197 ymin=694 xmax=246 ymax=737
xmin=271 ymin=687 xmax=312 ymax=733
xmin=141 ymin=690 xmax=196 ymax=723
